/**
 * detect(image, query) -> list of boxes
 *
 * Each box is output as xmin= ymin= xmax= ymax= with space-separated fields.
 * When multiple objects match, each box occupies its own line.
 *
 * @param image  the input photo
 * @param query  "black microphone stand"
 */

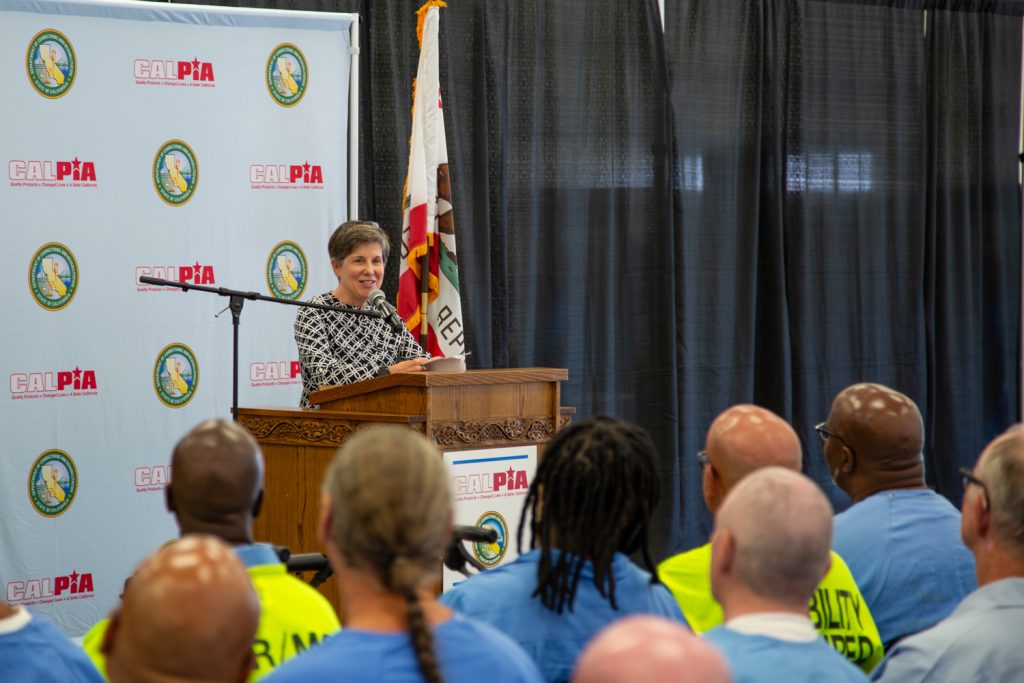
xmin=138 ymin=275 xmax=382 ymax=421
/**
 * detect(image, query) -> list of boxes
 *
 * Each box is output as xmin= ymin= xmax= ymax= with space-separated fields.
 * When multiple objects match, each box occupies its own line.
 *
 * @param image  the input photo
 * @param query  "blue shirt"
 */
xmin=440 ymin=549 xmax=687 ymax=683
xmin=703 ymin=627 xmax=868 ymax=683
xmin=833 ymin=489 xmax=976 ymax=645
xmin=262 ymin=614 xmax=542 ymax=683
xmin=871 ymin=577 xmax=1024 ymax=683
xmin=0 ymin=608 xmax=103 ymax=682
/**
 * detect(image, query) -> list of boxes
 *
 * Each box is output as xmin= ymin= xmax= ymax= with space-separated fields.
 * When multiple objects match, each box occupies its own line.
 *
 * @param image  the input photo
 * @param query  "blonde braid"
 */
xmin=323 ymin=427 xmax=450 ymax=683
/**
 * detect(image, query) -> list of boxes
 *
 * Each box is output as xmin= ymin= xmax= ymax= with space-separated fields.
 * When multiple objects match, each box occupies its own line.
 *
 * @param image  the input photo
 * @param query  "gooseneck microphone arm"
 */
xmin=137 ymin=275 xmax=382 ymax=421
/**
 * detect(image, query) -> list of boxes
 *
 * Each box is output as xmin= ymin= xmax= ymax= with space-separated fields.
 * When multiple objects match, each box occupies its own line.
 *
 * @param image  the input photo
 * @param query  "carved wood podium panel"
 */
xmin=236 ymin=368 xmax=570 ymax=614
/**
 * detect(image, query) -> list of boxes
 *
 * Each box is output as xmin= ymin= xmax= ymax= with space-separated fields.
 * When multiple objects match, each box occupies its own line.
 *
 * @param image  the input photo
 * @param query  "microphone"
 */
xmin=443 ymin=525 xmax=500 ymax=576
xmin=368 ymin=289 xmax=405 ymax=333
xmin=452 ymin=524 xmax=499 ymax=544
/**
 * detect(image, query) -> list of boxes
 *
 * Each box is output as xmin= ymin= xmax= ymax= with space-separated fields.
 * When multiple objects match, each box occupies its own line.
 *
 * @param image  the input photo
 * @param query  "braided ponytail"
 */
xmin=392 ymin=557 xmax=443 ymax=683
xmin=323 ymin=427 xmax=450 ymax=683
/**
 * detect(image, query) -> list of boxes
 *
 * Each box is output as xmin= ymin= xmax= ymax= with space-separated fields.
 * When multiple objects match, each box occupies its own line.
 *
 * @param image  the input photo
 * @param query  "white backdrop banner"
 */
xmin=0 ymin=0 xmax=356 ymax=636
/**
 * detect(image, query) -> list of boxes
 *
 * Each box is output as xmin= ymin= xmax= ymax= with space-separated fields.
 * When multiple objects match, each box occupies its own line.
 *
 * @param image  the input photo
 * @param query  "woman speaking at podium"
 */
xmin=294 ymin=220 xmax=430 ymax=407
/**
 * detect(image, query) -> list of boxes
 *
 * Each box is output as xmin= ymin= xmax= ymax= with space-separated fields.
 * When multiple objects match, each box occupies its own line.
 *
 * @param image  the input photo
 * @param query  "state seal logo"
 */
xmin=266 ymin=44 xmax=307 ymax=107
xmin=266 ymin=241 xmax=307 ymax=300
xmin=28 ymin=450 xmax=78 ymax=517
xmin=28 ymin=243 xmax=78 ymax=311
xmin=154 ymin=343 xmax=199 ymax=408
xmin=26 ymin=30 xmax=76 ymax=99
xmin=153 ymin=140 xmax=198 ymax=206
xmin=472 ymin=511 xmax=510 ymax=568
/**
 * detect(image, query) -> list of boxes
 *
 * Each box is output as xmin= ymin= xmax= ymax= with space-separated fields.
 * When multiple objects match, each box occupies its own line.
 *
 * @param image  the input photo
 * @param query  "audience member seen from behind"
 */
xmin=872 ymin=425 xmax=1024 ymax=682
xmin=293 ymin=220 xmax=429 ymax=407
xmin=821 ymin=383 xmax=976 ymax=646
xmin=102 ymin=535 xmax=259 ymax=683
xmin=703 ymin=468 xmax=868 ymax=683
xmin=82 ymin=418 xmax=340 ymax=680
xmin=0 ymin=598 xmax=103 ymax=682
xmin=658 ymin=405 xmax=882 ymax=671
xmin=572 ymin=615 xmax=732 ymax=683
xmin=441 ymin=416 xmax=686 ymax=683
xmin=263 ymin=426 xmax=542 ymax=683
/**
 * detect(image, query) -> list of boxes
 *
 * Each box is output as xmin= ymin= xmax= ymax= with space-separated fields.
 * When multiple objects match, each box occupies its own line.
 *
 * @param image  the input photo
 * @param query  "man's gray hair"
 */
xmin=979 ymin=425 xmax=1024 ymax=557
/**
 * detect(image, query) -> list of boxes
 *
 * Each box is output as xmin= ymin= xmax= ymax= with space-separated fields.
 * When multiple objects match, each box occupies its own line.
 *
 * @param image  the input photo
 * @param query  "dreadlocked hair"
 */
xmin=517 ymin=415 xmax=661 ymax=615
xmin=323 ymin=427 xmax=449 ymax=683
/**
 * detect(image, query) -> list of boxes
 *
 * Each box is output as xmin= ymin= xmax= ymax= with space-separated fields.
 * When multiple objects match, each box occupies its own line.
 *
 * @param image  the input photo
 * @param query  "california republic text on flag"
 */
xmin=397 ymin=0 xmax=466 ymax=358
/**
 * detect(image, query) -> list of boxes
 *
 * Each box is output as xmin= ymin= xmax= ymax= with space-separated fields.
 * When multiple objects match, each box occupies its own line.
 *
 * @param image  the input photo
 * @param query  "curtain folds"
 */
xmin=174 ymin=0 xmax=1021 ymax=556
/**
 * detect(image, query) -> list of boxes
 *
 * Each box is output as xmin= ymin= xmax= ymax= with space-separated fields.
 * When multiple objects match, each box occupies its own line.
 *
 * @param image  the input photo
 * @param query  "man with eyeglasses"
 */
xmin=871 ymin=425 xmax=1024 ymax=682
xmin=819 ymin=383 xmax=975 ymax=649
xmin=658 ymin=404 xmax=883 ymax=672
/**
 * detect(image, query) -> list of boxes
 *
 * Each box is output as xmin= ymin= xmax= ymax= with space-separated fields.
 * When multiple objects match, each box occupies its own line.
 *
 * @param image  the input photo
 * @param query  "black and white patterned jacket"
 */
xmin=293 ymin=291 xmax=429 ymax=407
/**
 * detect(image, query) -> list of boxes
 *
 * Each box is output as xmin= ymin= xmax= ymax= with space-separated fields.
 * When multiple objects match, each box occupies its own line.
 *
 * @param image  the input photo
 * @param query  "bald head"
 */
xmin=573 ymin=616 xmax=731 ymax=683
xmin=167 ymin=419 xmax=263 ymax=543
xmin=711 ymin=467 xmax=833 ymax=612
xmin=703 ymin=405 xmax=802 ymax=512
xmin=824 ymin=383 xmax=924 ymax=499
xmin=104 ymin=535 xmax=259 ymax=683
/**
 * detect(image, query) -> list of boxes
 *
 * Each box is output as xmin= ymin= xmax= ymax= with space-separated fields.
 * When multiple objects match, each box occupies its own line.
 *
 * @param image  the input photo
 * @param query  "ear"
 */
xmin=317 ymin=494 xmax=333 ymax=550
xmin=100 ymin=611 xmax=121 ymax=657
xmin=235 ymin=650 xmax=256 ymax=683
xmin=252 ymin=489 xmax=264 ymax=520
xmin=970 ymin=488 xmax=991 ymax=537
xmin=702 ymin=464 xmax=723 ymax=513
xmin=709 ymin=528 xmax=735 ymax=603
xmin=710 ymin=528 xmax=735 ymax=578
xmin=841 ymin=445 xmax=855 ymax=474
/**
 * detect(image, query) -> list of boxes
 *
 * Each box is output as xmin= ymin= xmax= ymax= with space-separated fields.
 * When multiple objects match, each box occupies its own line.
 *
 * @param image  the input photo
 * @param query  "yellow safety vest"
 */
xmin=81 ymin=562 xmax=341 ymax=680
xmin=658 ymin=543 xmax=883 ymax=672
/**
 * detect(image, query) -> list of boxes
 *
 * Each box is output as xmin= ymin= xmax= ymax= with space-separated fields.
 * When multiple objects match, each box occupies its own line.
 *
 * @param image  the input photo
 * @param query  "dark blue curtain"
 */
xmin=174 ymin=0 xmax=1021 ymax=557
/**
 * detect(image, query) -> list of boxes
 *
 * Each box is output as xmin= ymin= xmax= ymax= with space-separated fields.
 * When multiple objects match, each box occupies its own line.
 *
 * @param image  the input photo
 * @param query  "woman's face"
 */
xmin=332 ymin=241 xmax=384 ymax=306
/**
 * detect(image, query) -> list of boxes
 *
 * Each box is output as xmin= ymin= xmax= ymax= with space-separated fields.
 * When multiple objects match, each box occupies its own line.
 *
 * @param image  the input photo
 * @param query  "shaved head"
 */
xmin=104 ymin=535 xmax=259 ymax=683
xmin=712 ymin=467 xmax=833 ymax=610
xmin=573 ymin=616 xmax=731 ymax=683
xmin=703 ymin=405 xmax=802 ymax=512
xmin=167 ymin=419 xmax=263 ymax=544
xmin=823 ymin=383 xmax=924 ymax=499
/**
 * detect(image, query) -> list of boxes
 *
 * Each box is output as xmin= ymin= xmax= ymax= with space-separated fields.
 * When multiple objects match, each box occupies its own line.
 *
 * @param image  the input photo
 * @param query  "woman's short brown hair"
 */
xmin=327 ymin=220 xmax=390 ymax=264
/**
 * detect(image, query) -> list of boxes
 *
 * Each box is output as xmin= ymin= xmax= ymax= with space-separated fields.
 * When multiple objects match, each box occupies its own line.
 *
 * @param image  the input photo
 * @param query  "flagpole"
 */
xmin=419 ymin=249 xmax=430 ymax=350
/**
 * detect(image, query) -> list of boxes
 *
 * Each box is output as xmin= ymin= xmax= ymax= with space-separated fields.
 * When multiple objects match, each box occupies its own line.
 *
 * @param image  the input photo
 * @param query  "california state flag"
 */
xmin=397 ymin=0 xmax=465 ymax=358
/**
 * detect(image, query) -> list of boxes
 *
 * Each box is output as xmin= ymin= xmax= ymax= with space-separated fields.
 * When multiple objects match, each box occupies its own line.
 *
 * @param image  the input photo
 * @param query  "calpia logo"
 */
xmin=28 ymin=243 xmax=78 ymax=311
xmin=9 ymin=158 xmax=97 ymax=188
xmin=135 ymin=465 xmax=172 ymax=493
xmin=452 ymin=468 xmax=530 ymax=496
xmin=153 ymin=140 xmax=198 ymax=206
xmin=472 ymin=511 xmax=509 ymax=569
xmin=134 ymin=57 xmax=215 ymax=87
xmin=249 ymin=162 xmax=324 ymax=190
xmin=266 ymin=241 xmax=307 ymax=300
xmin=154 ymin=343 xmax=199 ymax=408
xmin=26 ymin=29 xmax=75 ymax=98
xmin=266 ymin=43 xmax=307 ymax=107
xmin=28 ymin=450 xmax=77 ymax=517
xmin=136 ymin=263 xmax=216 ymax=291
xmin=10 ymin=366 xmax=98 ymax=400
xmin=250 ymin=360 xmax=302 ymax=388
xmin=7 ymin=570 xmax=95 ymax=606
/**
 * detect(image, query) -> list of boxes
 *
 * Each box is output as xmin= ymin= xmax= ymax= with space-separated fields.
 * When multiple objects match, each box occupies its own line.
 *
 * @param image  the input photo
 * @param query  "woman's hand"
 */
xmin=389 ymin=358 xmax=428 ymax=373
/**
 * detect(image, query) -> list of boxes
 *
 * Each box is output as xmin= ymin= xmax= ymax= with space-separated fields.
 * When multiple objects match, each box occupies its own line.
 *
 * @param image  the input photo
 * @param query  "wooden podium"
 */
xmin=236 ymin=368 xmax=570 ymax=611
